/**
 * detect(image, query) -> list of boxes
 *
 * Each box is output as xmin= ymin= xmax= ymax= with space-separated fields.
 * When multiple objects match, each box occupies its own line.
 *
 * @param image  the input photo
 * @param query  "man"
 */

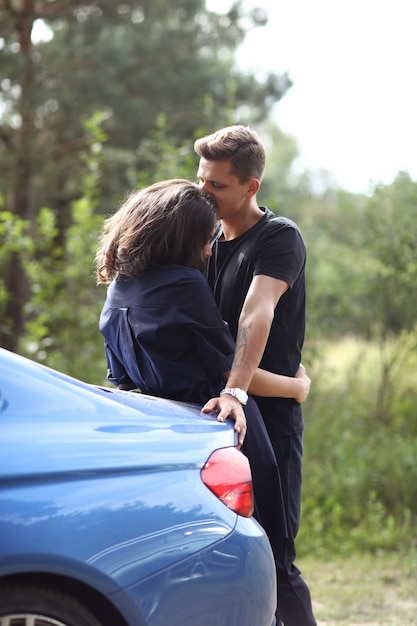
xmin=197 ymin=125 xmax=316 ymax=626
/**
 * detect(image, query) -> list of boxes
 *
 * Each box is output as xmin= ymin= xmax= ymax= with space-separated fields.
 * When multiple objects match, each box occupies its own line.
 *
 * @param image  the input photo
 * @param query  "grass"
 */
xmin=298 ymin=551 xmax=417 ymax=625
xmin=310 ymin=334 xmax=417 ymax=392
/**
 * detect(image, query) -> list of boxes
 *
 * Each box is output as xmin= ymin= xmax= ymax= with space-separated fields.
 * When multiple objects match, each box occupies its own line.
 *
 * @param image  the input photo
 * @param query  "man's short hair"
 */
xmin=194 ymin=125 xmax=266 ymax=183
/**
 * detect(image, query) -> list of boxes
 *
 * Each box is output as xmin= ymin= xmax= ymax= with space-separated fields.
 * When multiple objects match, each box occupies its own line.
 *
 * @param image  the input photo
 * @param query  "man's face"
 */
xmin=197 ymin=158 xmax=251 ymax=220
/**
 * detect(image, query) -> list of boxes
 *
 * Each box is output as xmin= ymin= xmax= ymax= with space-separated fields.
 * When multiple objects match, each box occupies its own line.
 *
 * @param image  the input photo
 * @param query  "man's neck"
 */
xmin=220 ymin=206 xmax=264 ymax=241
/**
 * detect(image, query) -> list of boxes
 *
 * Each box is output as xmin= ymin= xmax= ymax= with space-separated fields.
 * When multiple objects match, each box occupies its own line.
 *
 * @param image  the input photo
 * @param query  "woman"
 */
xmin=95 ymin=179 xmax=310 ymax=540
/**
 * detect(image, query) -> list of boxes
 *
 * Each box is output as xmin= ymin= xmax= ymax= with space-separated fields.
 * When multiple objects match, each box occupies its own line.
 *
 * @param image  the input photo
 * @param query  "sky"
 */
xmin=208 ymin=0 xmax=417 ymax=194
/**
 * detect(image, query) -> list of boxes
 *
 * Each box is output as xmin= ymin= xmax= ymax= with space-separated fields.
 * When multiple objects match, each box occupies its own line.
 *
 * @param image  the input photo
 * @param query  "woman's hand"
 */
xmin=294 ymin=363 xmax=311 ymax=403
xmin=201 ymin=395 xmax=247 ymax=447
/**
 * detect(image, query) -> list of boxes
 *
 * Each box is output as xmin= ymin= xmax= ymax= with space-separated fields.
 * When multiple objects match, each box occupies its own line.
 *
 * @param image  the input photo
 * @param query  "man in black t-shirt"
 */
xmin=196 ymin=126 xmax=316 ymax=626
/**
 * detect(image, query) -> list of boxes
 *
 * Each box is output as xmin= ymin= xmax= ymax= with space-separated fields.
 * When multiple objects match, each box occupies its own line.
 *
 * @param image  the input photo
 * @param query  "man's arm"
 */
xmin=202 ymin=274 xmax=288 ymax=421
xmin=227 ymin=274 xmax=288 ymax=387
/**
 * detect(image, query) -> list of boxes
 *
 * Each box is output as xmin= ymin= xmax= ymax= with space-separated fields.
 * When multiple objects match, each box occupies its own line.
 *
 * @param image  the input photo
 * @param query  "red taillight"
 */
xmin=200 ymin=447 xmax=254 ymax=517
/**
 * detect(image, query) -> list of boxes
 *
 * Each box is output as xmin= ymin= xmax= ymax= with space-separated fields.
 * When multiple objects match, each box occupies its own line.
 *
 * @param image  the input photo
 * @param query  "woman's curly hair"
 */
xmin=95 ymin=179 xmax=217 ymax=284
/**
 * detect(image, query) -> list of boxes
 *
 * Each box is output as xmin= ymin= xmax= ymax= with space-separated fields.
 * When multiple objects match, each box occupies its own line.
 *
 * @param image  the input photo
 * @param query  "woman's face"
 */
xmin=201 ymin=229 xmax=215 ymax=261
xmin=201 ymin=239 xmax=213 ymax=261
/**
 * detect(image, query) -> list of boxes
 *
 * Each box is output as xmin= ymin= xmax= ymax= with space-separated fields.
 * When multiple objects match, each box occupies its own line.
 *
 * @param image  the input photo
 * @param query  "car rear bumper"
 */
xmin=111 ymin=515 xmax=277 ymax=626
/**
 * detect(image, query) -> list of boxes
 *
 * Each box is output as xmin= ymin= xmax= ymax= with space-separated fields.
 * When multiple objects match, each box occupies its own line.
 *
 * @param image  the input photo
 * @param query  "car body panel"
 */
xmin=1 ymin=348 xmax=236 ymax=476
xmin=0 ymin=348 xmax=276 ymax=626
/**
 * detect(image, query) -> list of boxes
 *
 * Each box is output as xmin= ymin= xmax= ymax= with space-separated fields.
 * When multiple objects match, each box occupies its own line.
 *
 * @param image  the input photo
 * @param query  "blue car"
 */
xmin=0 ymin=348 xmax=276 ymax=626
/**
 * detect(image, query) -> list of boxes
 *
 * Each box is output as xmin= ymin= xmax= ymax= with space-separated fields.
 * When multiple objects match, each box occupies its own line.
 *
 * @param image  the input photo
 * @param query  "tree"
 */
xmin=255 ymin=120 xmax=302 ymax=214
xmin=0 ymin=0 xmax=291 ymax=352
xmin=362 ymin=172 xmax=417 ymax=338
xmin=290 ymin=172 xmax=417 ymax=343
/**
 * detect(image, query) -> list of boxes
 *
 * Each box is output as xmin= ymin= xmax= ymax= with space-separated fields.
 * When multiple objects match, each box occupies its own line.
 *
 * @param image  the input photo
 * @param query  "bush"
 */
xmin=298 ymin=336 xmax=417 ymax=557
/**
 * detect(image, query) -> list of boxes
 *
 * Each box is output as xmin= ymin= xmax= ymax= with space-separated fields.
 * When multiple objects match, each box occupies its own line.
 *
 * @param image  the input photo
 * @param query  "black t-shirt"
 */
xmin=206 ymin=208 xmax=306 ymax=436
xmin=99 ymin=265 xmax=235 ymax=404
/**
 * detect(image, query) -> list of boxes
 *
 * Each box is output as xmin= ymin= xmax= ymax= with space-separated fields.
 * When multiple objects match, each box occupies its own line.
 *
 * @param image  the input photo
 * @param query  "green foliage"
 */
xmin=0 ymin=211 xmax=33 ymax=313
xmin=255 ymin=120 xmax=302 ymax=213
xmin=19 ymin=115 xmax=108 ymax=381
xmin=298 ymin=334 xmax=417 ymax=557
xmin=285 ymin=173 xmax=417 ymax=556
xmin=22 ymin=197 xmax=106 ymax=382
xmin=297 ymin=173 xmax=417 ymax=342
xmin=134 ymin=113 xmax=200 ymax=188
xmin=0 ymin=0 xmax=290 ymax=217
xmin=1 ymin=0 xmax=291 ymax=351
xmin=361 ymin=172 xmax=417 ymax=338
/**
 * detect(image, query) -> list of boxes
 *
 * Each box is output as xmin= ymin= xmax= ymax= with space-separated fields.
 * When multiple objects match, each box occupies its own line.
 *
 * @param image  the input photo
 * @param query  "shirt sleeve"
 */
xmin=254 ymin=220 xmax=306 ymax=289
xmin=104 ymin=341 xmax=135 ymax=388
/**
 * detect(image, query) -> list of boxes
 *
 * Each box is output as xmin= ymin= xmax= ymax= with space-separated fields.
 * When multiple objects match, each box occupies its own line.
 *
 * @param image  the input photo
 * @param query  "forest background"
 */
xmin=1 ymin=0 xmax=416 ymax=608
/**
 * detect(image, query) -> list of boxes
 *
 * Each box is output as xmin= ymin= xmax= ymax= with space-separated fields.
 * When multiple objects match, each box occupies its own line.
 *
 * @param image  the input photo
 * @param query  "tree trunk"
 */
xmin=2 ymin=1 xmax=36 ymax=352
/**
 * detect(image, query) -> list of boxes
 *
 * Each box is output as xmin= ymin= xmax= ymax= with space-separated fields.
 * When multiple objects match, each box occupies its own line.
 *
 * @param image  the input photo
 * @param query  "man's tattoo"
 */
xmin=231 ymin=323 xmax=252 ymax=372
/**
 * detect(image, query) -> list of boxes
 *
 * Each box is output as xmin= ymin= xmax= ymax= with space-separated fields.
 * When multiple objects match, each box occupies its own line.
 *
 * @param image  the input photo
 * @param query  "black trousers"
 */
xmin=269 ymin=431 xmax=317 ymax=626
xmin=241 ymin=397 xmax=287 ymax=542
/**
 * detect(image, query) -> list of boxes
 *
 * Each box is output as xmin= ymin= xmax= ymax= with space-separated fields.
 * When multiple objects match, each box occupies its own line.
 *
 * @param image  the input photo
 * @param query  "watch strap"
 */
xmin=220 ymin=387 xmax=248 ymax=406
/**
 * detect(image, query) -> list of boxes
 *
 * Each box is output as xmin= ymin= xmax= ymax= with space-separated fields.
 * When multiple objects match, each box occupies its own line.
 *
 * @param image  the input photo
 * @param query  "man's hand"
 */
xmin=294 ymin=363 xmax=311 ymax=403
xmin=201 ymin=395 xmax=247 ymax=447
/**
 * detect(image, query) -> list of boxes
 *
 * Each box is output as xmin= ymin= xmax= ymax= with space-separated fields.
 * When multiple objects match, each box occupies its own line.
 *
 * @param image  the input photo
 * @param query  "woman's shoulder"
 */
xmin=151 ymin=264 xmax=207 ymax=285
xmin=106 ymin=266 xmax=213 ymax=312
xmin=148 ymin=266 xmax=213 ymax=300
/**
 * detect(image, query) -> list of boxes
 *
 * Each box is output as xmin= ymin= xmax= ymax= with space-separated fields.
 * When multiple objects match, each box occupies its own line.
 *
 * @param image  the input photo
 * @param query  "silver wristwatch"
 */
xmin=220 ymin=387 xmax=248 ymax=406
